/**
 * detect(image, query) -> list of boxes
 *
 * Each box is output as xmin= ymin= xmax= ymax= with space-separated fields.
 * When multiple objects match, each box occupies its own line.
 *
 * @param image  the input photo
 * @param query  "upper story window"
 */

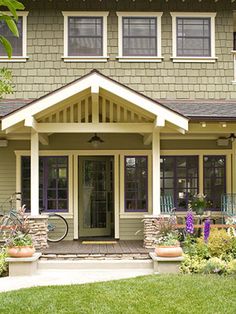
xmin=0 ymin=11 xmax=28 ymax=62
xmin=62 ymin=11 xmax=109 ymax=62
xmin=171 ymin=12 xmax=217 ymax=63
xmin=117 ymin=12 xmax=163 ymax=62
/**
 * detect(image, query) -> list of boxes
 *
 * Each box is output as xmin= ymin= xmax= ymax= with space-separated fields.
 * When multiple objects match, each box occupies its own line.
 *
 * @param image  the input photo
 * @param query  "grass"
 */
xmin=0 ymin=275 xmax=235 ymax=314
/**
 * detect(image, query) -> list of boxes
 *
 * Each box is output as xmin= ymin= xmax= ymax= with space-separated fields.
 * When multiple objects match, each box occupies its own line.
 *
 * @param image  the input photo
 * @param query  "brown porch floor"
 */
xmin=43 ymin=240 xmax=150 ymax=255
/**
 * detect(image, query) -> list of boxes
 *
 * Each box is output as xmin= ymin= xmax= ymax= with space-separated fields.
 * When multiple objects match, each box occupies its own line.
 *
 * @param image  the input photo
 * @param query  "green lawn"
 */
xmin=0 ymin=275 xmax=235 ymax=314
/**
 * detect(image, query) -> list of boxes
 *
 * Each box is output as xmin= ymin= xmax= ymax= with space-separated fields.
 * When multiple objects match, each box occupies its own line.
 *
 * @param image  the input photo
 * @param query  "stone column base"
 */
xmin=28 ymin=215 xmax=48 ymax=251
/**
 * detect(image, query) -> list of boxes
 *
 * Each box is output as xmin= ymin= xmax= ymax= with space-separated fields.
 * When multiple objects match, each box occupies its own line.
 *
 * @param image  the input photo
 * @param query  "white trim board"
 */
xmin=170 ymin=12 xmax=217 ymax=63
xmin=62 ymin=11 xmax=109 ymax=62
xmin=0 ymin=11 xmax=29 ymax=62
xmin=116 ymin=12 xmax=163 ymax=62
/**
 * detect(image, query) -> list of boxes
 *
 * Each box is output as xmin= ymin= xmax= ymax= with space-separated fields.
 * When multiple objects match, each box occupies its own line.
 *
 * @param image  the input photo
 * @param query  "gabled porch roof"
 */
xmin=1 ymin=70 xmax=188 ymax=133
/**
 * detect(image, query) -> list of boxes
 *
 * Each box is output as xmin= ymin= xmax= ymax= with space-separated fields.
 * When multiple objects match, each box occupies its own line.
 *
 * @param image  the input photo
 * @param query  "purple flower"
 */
xmin=186 ymin=211 xmax=194 ymax=234
xmin=204 ymin=218 xmax=211 ymax=243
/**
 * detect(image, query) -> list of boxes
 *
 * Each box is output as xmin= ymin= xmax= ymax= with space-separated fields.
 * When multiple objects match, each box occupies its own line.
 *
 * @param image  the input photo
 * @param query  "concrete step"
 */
xmin=38 ymin=259 xmax=153 ymax=271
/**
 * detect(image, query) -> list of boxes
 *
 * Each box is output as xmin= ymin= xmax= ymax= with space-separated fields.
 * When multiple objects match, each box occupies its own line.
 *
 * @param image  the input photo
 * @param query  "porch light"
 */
xmin=88 ymin=133 xmax=104 ymax=148
xmin=200 ymin=122 xmax=206 ymax=128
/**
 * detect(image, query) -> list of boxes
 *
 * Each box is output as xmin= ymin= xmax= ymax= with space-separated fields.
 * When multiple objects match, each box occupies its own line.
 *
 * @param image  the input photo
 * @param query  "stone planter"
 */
xmin=155 ymin=245 xmax=183 ymax=258
xmin=7 ymin=246 xmax=35 ymax=258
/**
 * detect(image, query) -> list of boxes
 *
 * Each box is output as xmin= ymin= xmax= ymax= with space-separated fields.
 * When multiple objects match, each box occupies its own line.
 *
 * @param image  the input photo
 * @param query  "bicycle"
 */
xmin=0 ymin=192 xmax=23 ymax=234
xmin=40 ymin=208 xmax=69 ymax=242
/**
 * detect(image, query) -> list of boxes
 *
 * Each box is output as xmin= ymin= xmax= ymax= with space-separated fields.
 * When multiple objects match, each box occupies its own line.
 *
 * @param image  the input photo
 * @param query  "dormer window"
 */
xmin=0 ymin=12 xmax=28 ymax=62
xmin=62 ymin=12 xmax=109 ymax=62
xmin=171 ymin=12 xmax=217 ymax=63
xmin=117 ymin=12 xmax=163 ymax=62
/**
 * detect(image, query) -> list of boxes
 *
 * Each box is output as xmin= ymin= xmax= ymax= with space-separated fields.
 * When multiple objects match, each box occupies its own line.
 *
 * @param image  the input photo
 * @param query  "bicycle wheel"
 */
xmin=47 ymin=214 xmax=68 ymax=242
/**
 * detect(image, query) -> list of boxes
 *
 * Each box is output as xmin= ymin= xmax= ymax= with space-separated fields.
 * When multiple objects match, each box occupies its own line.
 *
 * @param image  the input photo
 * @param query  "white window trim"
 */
xmin=120 ymin=151 xmax=152 ymax=219
xmin=0 ymin=11 xmax=28 ymax=62
xmin=15 ymin=151 xmax=74 ymax=219
xmin=170 ymin=12 xmax=217 ymax=63
xmin=62 ymin=11 xmax=109 ymax=62
xmin=116 ymin=12 xmax=163 ymax=62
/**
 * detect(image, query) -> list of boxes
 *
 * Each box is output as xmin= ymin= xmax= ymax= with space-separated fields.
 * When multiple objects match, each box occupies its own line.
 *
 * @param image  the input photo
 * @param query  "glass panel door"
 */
xmin=78 ymin=156 xmax=114 ymax=237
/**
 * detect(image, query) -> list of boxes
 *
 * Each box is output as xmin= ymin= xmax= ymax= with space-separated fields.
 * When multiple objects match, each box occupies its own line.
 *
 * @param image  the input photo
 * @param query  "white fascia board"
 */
xmin=1 ymin=76 xmax=93 ymax=130
xmin=95 ymin=74 xmax=188 ymax=130
xmin=1 ymin=72 xmax=188 ymax=132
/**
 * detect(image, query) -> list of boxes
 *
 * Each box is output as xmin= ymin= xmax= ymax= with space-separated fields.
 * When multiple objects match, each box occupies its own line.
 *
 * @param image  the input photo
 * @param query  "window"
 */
xmin=160 ymin=156 xmax=199 ymax=210
xmin=203 ymin=156 xmax=226 ymax=210
xmin=117 ymin=12 xmax=163 ymax=62
xmin=0 ymin=12 xmax=28 ymax=61
xmin=234 ymin=32 xmax=236 ymax=51
xmin=124 ymin=156 xmax=148 ymax=212
xmin=21 ymin=156 xmax=69 ymax=212
xmin=171 ymin=12 xmax=216 ymax=62
xmin=62 ymin=12 xmax=108 ymax=62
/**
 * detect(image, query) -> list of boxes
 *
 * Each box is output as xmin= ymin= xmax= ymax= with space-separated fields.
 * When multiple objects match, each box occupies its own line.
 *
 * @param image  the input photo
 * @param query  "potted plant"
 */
xmin=154 ymin=215 xmax=183 ymax=257
xmin=1 ymin=206 xmax=35 ymax=258
xmin=189 ymin=193 xmax=208 ymax=216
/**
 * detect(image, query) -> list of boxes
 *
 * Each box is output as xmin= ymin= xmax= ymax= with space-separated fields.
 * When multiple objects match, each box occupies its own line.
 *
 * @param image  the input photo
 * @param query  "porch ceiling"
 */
xmin=1 ymin=70 xmax=188 ymax=134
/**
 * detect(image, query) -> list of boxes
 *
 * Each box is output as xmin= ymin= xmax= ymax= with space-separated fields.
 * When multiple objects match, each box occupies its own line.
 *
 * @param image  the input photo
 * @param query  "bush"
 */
xmin=207 ymin=229 xmax=233 ymax=258
xmin=0 ymin=248 xmax=8 ymax=277
xmin=180 ymin=254 xmax=207 ymax=274
xmin=227 ymin=259 xmax=236 ymax=275
xmin=200 ymin=257 xmax=227 ymax=275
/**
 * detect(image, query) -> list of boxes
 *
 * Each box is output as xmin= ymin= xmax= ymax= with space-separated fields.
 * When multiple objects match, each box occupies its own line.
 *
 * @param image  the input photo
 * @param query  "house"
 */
xmin=0 ymin=0 xmax=236 ymax=246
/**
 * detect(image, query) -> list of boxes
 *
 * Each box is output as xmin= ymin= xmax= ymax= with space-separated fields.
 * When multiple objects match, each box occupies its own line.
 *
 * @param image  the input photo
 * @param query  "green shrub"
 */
xmin=227 ymin=259 xmax=236 ymax=275
xmin=200 ymin=257 xmax=227 ymax=275
xmin=207 ymin=229 xmax=233 ymax=257
xmin=0 ymin=248 xmax=8 ymax=277
xmin=180 ymin=254 xmax=207 ymax=274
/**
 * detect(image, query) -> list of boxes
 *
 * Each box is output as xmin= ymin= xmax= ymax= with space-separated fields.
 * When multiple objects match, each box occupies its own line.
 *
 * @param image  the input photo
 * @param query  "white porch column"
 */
xmin=232 ymin=140 xmax=236 ymax=194
xmin=30 ymin=131 xmax=39 ymax=216
xmin=152 ymin=129 xmax=161 ymax=216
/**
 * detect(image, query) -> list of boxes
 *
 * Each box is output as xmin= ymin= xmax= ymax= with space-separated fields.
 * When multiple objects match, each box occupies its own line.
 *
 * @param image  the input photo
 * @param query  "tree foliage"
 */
xmin=0 ymin=0 xmax=25 ymax=58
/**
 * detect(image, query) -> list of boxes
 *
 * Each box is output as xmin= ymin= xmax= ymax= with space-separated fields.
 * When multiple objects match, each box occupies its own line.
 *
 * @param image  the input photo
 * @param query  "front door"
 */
xmin=78 ymin=156 xmax=114 ymax=237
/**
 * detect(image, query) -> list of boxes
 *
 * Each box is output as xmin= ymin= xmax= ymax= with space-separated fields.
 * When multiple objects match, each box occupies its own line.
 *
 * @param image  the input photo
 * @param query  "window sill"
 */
xmin=0 ymin=56 xmax=29 ymax=62
xmin=120 ymin=213 xmax=148 ymax=219
xmin=171 ymin=56 xmax=218 ymax=63
xmin=62 ymin=56 xmax=109 ymax=62
xmin=117 ymin=56 xmax=163 ymax=63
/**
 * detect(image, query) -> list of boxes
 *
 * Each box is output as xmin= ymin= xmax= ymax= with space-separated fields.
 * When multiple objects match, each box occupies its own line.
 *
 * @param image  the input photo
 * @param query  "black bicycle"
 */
xmin=40 ymin=208 xmax=69 ymax=242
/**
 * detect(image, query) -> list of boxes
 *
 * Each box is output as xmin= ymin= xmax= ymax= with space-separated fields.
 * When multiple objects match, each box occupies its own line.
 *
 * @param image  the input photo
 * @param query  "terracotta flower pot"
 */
xmin=155 ymin=245 xmax=183 ymax=258
xmin=7 ymin=246 xmax=35 ymax=258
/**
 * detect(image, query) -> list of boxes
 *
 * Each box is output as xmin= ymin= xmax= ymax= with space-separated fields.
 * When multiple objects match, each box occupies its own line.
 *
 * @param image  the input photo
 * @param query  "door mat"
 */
xmin=82 ymin=241 xmax=117 ymax=245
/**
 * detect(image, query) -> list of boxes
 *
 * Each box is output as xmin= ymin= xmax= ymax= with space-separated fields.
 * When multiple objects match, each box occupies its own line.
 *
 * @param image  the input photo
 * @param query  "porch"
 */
xmin=42 ymin=240 xmax=151 ymax=259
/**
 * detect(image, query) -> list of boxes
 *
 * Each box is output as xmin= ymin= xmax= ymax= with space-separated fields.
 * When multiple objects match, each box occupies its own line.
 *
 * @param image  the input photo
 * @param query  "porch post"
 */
xmin=30 ymin=131 xmax=39 ymax=216
xmin=232 ymin=140 xmax=236 ymax=194
xmin=152 ymin=129 xmax=161 ymax=216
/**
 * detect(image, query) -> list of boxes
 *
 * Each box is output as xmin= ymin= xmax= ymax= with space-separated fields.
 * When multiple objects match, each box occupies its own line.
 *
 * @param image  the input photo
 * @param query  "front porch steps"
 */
xmin=38 ymin=259 xmax=153 ymax=272
xmin=41 ymin=253 xmax=151 ymax=260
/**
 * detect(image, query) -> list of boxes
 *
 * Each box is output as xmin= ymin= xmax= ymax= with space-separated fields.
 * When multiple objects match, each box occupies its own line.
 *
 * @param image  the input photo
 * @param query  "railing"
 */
xmin=221 ymin=193 xmax=236 ymax=216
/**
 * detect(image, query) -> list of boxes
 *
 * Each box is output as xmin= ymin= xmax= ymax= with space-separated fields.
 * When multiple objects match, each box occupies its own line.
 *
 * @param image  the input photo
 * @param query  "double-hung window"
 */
xmin=62 ymin=11 xmax=109 ymax=62
xmin=117 ymin=12 xmax=163 ymax=62
xmin=0 ymin=11 xmax=28 ymax=62
xmin=171 ymin=12 xmax=217 ymax=62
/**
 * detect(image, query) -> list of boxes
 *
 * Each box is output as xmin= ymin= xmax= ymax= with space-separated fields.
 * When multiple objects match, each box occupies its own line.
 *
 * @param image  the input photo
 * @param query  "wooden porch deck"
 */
xmin=43 ymin=240 xmax=151 ymax=255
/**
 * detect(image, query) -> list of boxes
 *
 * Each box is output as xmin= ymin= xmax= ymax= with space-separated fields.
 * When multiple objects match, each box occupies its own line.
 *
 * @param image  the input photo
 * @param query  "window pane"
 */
xmin=125 ymin=156 xmax=148 ymax=212
xmin=161 ymin=156 xmax=199 ymax=211
xmin=21 ymin=156 xmax=69 ymax=212
xmin=0 ymin=17 xmax=23 ymax=56
xmin=122 ymin=17 xmax=157 ymax=56
xmin=176 ymin=17 xmax=211 ymax=57
xmin=68 ymin=17 xmax=103 ymax=56
xmin=203 ymin=156 xmax=226 ymax=210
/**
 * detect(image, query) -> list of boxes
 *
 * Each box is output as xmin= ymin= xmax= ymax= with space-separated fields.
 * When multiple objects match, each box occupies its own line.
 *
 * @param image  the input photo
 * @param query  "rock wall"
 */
xmin=28 ymin=215 xmax=48 ymax=251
